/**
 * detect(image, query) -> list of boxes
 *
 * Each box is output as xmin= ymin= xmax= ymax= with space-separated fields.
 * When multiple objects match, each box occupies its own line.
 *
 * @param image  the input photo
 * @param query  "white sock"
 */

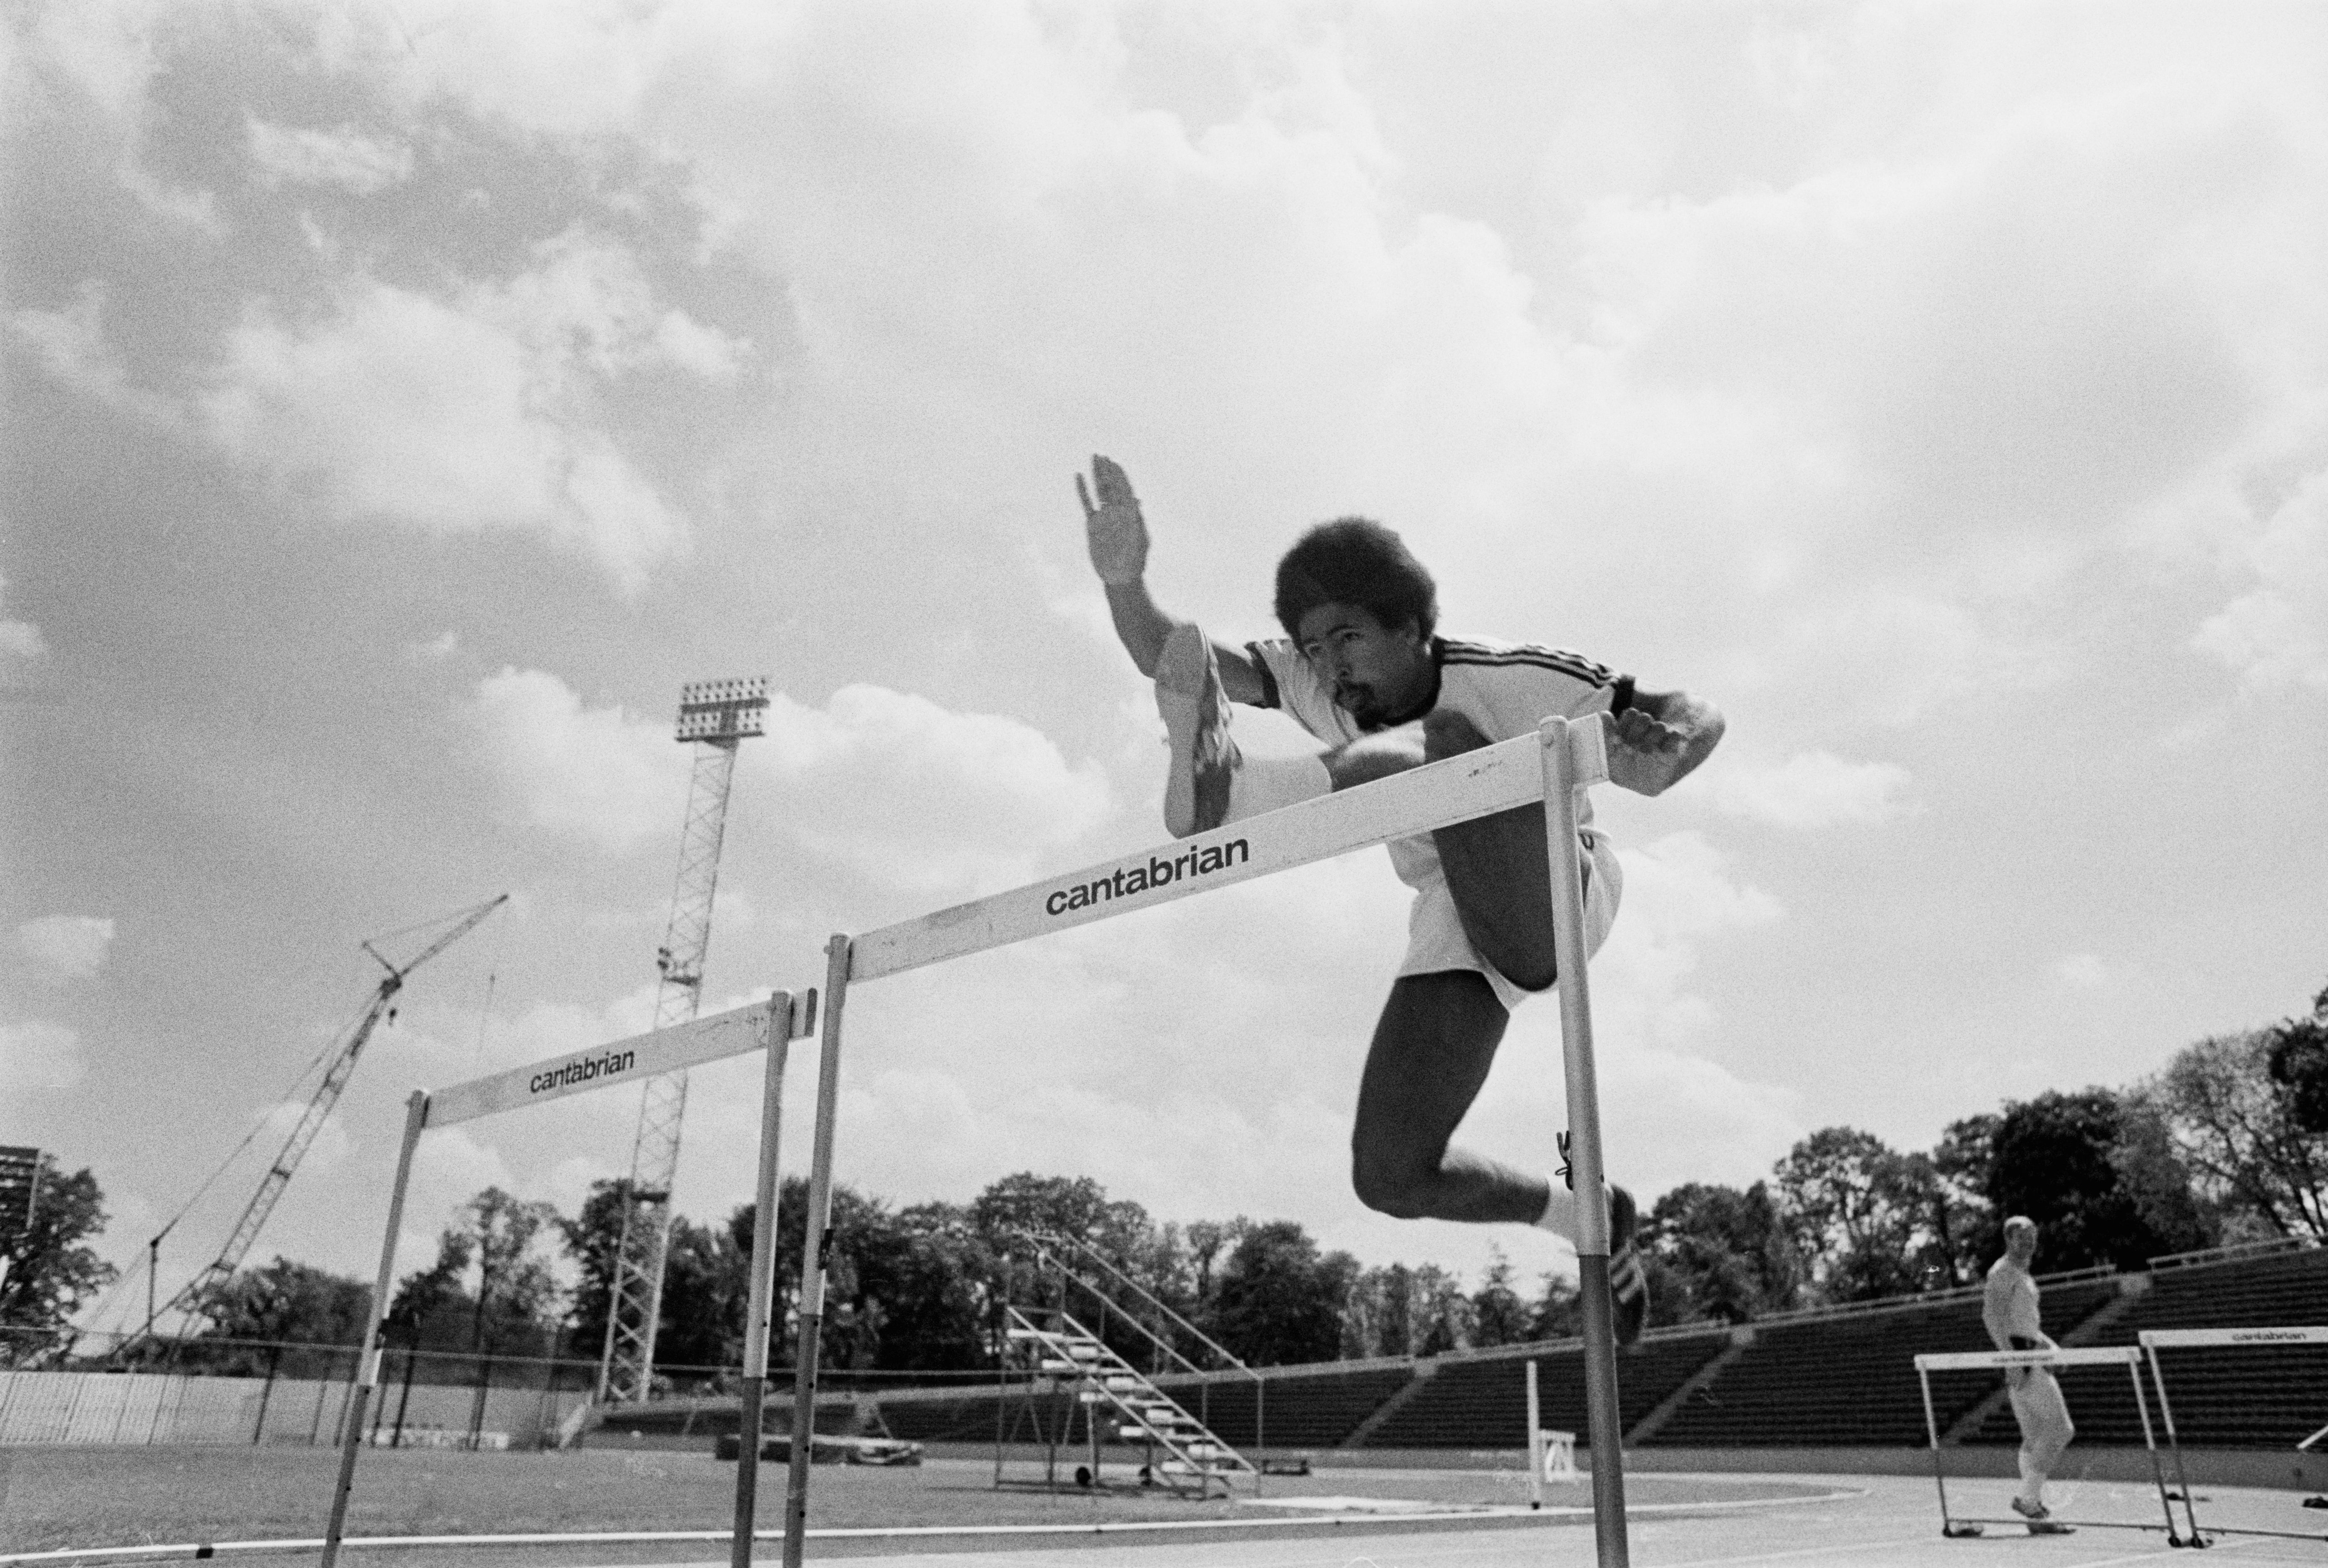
xmin=1225 ymin=754 xmax=1330 ymax=822
xmin=1535 ymin=1181 xmax=1580 ymax=1243
xmin=1536 ymin=1179 xmax=1623 ymax=1243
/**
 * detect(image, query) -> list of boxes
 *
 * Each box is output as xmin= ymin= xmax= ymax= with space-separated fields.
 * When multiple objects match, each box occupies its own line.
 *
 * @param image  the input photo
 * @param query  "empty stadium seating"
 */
xmin=865 ymin=1243 xmax=2323 ymax=1459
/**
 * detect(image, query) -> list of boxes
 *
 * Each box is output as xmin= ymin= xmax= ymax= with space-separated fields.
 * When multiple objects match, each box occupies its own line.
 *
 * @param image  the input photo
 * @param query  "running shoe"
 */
xmin=2010 ymin=1496 xmax=2073 ymax=1534
xmin=1157 ymin=623 xmax=1237 ymax=838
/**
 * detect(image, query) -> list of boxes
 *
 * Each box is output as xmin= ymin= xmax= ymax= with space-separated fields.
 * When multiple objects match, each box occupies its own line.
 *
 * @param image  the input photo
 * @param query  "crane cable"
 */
xmin=91 ymin=898 xmax=503 ymax=1337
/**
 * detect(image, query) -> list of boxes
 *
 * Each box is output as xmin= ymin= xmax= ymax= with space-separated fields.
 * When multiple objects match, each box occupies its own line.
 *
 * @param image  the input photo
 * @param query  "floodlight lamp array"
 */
xmin=674 ymin=676 xmax=770 ymax=742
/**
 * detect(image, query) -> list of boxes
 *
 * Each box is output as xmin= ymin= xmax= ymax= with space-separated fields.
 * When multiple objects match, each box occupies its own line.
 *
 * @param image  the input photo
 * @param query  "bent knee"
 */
xmin=1422 ymin=708 xmax=1490 ymax=761
xmin=1351 ymin=1157 xmax=1429 ymax=1220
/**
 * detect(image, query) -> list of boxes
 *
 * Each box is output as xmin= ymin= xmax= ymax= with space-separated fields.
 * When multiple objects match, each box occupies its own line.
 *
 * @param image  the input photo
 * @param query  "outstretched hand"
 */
xmin=1076 ymin=454 xmax=1149 ymax=586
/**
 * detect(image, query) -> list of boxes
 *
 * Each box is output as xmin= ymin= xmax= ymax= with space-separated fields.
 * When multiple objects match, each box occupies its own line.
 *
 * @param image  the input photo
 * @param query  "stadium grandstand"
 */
xmin=563 ymin=1236 xmax=2326 ymax=1472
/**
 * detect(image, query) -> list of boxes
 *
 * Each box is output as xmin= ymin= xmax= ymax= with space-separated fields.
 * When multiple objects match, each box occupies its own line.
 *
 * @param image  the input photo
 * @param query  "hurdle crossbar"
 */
xmin=319 ymin=991 xmax=818 ymax=1568
xmin=2141 ymin=1324 xmax=2328 ymax=1545
xmin=783 ymin=715 xmax=1631 ymax=1568
xmin=1912 ymin=1344 xmax=2187 ymax=1544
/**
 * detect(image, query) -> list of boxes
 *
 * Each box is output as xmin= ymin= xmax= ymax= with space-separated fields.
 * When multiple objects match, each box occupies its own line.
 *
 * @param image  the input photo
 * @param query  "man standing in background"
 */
xmin=1983 ymin=1216 xmax=2076 ymax=1534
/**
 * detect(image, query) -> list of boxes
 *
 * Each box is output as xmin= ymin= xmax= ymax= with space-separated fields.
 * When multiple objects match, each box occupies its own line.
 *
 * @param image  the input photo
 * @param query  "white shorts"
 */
xmin=1396 ymin=831 xmax=1623 ymax=1012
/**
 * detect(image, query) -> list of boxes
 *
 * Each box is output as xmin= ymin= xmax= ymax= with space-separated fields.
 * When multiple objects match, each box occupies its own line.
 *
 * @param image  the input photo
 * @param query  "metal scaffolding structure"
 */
xmin=598 ymin=677 xmax=768 ymax=1404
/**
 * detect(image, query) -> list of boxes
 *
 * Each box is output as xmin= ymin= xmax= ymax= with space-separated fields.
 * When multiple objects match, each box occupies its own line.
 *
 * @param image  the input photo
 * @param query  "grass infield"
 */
xmin=0 ymin=1446 xmax=1834 ymax=1563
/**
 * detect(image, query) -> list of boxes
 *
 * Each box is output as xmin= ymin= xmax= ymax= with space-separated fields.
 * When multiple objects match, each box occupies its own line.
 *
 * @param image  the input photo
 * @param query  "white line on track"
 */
xmin=1651 ymin=1538 xmax=1928 ymax=1568
xmin=0 ymin=1482 xmax=1870 ymax=1566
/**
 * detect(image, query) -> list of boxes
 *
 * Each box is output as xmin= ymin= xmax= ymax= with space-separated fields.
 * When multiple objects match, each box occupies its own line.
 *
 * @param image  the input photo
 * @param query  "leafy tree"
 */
xmin=457 ymin=1187 xmax=561 ymax=1355
xmin=2108 ymin=1095 xmax=2216 ymax=1255
xmin=1528 ymin=1270 xmax=1583 ymax=1342
xmin=557 ymin=1177 xmax=639 ymax=1361
xmin=1989 ymin=1089 xmax=2200 ymax=1269
xmin=1644 ymin=1181 xmax=1800 ymax=1323
xmin=2145 ymin=1030 xmax=2328 ymax=1240
xmin=971 ymin=1173 xmax=1116 ymax=1251
xmin=386 ymin=1231 xmax=472 ymax=1353
xmin=198 ymin=1256 xmax=369 ymax=1345
xmin=1929 ymin=1116 xmax=2002 ymax=1282
xmin=1469 ymin=1247 xmax=1533 ymax=1347
xmin=0 ymin=1159 xmax=115 ymax=1343
xmin=654 ymin=1214 xmax=747 ymax=1372
xmin=1340 ymin=1262 xmax=1417 ymax=1358
xmin=393 ymin=1187 xmax=563 ymax=1357
xmin=2265 ymin=980 xmax=2328 ymax=1135
xmin=1772 ymin=1127 xmax=1943 ymax=1301
xmin=1208 ymin=1221 xmax=1356 ymax=1366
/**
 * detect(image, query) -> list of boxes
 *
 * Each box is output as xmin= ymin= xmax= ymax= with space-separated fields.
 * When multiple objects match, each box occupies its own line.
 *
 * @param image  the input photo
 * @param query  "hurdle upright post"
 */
xmin=1526 ymin=1359 xmax=1545 ymax=1510
xmin=731 ymin=992 xmax=801 ymax=1568
xmin=783 ymin=937 xmax=852 ymax=1568
xmin=1540 ymin=713 xmax=1628 ymax=1568
xmin=321 ymin=1088 xmax=428 ymax=1568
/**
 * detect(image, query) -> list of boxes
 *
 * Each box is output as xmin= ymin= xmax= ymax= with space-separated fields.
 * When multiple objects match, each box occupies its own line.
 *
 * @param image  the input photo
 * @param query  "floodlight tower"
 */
xmin=599 ymin=677 xmax=768 ymax=1404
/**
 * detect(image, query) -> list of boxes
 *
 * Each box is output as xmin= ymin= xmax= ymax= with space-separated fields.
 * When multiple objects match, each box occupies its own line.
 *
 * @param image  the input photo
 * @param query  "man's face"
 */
xmin=1295 ymin=602 xmax=1432 ymax=725
xmin=2007 ymin=1224 xmax=2039 ymax=1266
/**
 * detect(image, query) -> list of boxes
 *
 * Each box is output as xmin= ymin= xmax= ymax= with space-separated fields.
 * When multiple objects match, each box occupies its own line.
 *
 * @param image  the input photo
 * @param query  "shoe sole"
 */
xmin=1158 ymin=626 xmax=1231 ymax=837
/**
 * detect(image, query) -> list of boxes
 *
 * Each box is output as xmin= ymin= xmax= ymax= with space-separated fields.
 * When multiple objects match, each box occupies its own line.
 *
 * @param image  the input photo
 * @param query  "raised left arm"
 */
xmin=1605 ymin=686 xmax=1724 ymax=797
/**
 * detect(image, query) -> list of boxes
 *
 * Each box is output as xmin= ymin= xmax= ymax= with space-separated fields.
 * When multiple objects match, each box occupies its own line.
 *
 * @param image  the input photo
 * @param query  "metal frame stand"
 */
xmin=1915 ymin=1345 xmax=2185 ymax=1545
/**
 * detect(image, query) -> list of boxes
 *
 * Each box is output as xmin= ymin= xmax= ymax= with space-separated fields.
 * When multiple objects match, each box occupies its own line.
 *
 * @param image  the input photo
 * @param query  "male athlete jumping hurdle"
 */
xmin=1075 ymin=456 xmax=1725 ymax=1342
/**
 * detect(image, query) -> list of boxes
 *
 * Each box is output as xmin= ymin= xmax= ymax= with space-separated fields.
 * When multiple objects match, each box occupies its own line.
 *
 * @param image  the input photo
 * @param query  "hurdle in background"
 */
xmin=1525 ymin=1358 xmax=1580 ymax=1509
xmin=1913 ymin=1344 xmax=2187 ymax=1543
xmin=781 ymin=714 xmax=1633 ymax=1568
xmin=2142 ymin=1324 xmax=2328 ymax=1546
xmin=319 ymin=990 xmax=820 ymax=1568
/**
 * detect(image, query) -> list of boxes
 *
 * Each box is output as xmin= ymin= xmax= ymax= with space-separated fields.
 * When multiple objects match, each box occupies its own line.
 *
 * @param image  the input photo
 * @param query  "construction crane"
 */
xmin=151 ymin=894 xmax=508 ymax=1336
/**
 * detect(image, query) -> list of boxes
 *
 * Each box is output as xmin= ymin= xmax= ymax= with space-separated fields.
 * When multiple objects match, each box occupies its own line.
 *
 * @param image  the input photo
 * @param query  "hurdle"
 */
xmin=2142 ymin=1324 xmax=2328 ymax=1545
xmin=319 ymin=990 xmax=820 ymax=1568
xmin=1913 ymin=1344 xmax=2187 ymax=1543
xmin=780 ymin=714 xmax=1633 ymax=1567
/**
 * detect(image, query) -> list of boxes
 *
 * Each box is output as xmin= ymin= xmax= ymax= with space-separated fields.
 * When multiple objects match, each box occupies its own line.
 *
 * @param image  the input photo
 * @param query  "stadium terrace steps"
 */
xmin=1646 ymin=1280 xmax=2125 ymax=1449
xmin=1357 ymin=1335 xmax=1730 ymax=1449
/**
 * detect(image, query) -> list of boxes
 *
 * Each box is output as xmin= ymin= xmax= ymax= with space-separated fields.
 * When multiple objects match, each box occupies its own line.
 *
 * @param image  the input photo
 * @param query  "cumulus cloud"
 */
xmin=469 ymin=668 xmax=684 ymax=853
xmin=244 ymin=117 xmax=414 ymax=193
xmin=9 ymin=283 xmax=187 ymax=433
xmin=1699 ymin=751 xmax=1917 ymax=828
xmin=0 ymin=1019 xmax=85 ymax=1094
xmin=468 ymin=670 xmax=1111 ymax=887
xmin=197 ymin=259 xmax=688 ymax=593
xmin=17 ymin=915 xmax=116 ymax=980
xmin=2054 ymin=953 xmax=2115 ymax=990
xmin=252 ymin=1097 xmax=352 ymax=1175
xmin=756 ymin=685 xmax=1113 ymax=894
xmin=2193 ymin=469 xmax=2328 ymax=693
xmin=1592 ymin=830 xmax=1785 ymax=1057
xmin=0 ymin=571 xmax=50 ymax=687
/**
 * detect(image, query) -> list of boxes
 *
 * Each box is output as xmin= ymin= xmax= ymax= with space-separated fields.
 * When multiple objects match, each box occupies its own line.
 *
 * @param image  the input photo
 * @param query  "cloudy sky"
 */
xmin=5 ymin=1 xmax=2324 ymax=1331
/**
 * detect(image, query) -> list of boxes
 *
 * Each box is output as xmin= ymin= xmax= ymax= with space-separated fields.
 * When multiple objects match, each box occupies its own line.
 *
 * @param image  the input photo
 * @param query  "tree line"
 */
xmin=7 ymin=979 xmax=2323 ymax=1374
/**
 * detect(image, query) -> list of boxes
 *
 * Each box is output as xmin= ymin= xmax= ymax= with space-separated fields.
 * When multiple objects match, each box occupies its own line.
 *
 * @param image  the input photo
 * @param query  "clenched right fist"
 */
xmin=1075 ymin=454 xmax=1149 ymax=586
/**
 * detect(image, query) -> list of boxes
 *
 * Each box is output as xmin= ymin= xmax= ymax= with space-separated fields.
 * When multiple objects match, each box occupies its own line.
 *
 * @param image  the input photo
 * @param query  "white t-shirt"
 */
xmin=1984 ymin=1258 xmax=2045 ymax=1347
xmin=1243 ymin=633 xmax=1632 ymax=893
